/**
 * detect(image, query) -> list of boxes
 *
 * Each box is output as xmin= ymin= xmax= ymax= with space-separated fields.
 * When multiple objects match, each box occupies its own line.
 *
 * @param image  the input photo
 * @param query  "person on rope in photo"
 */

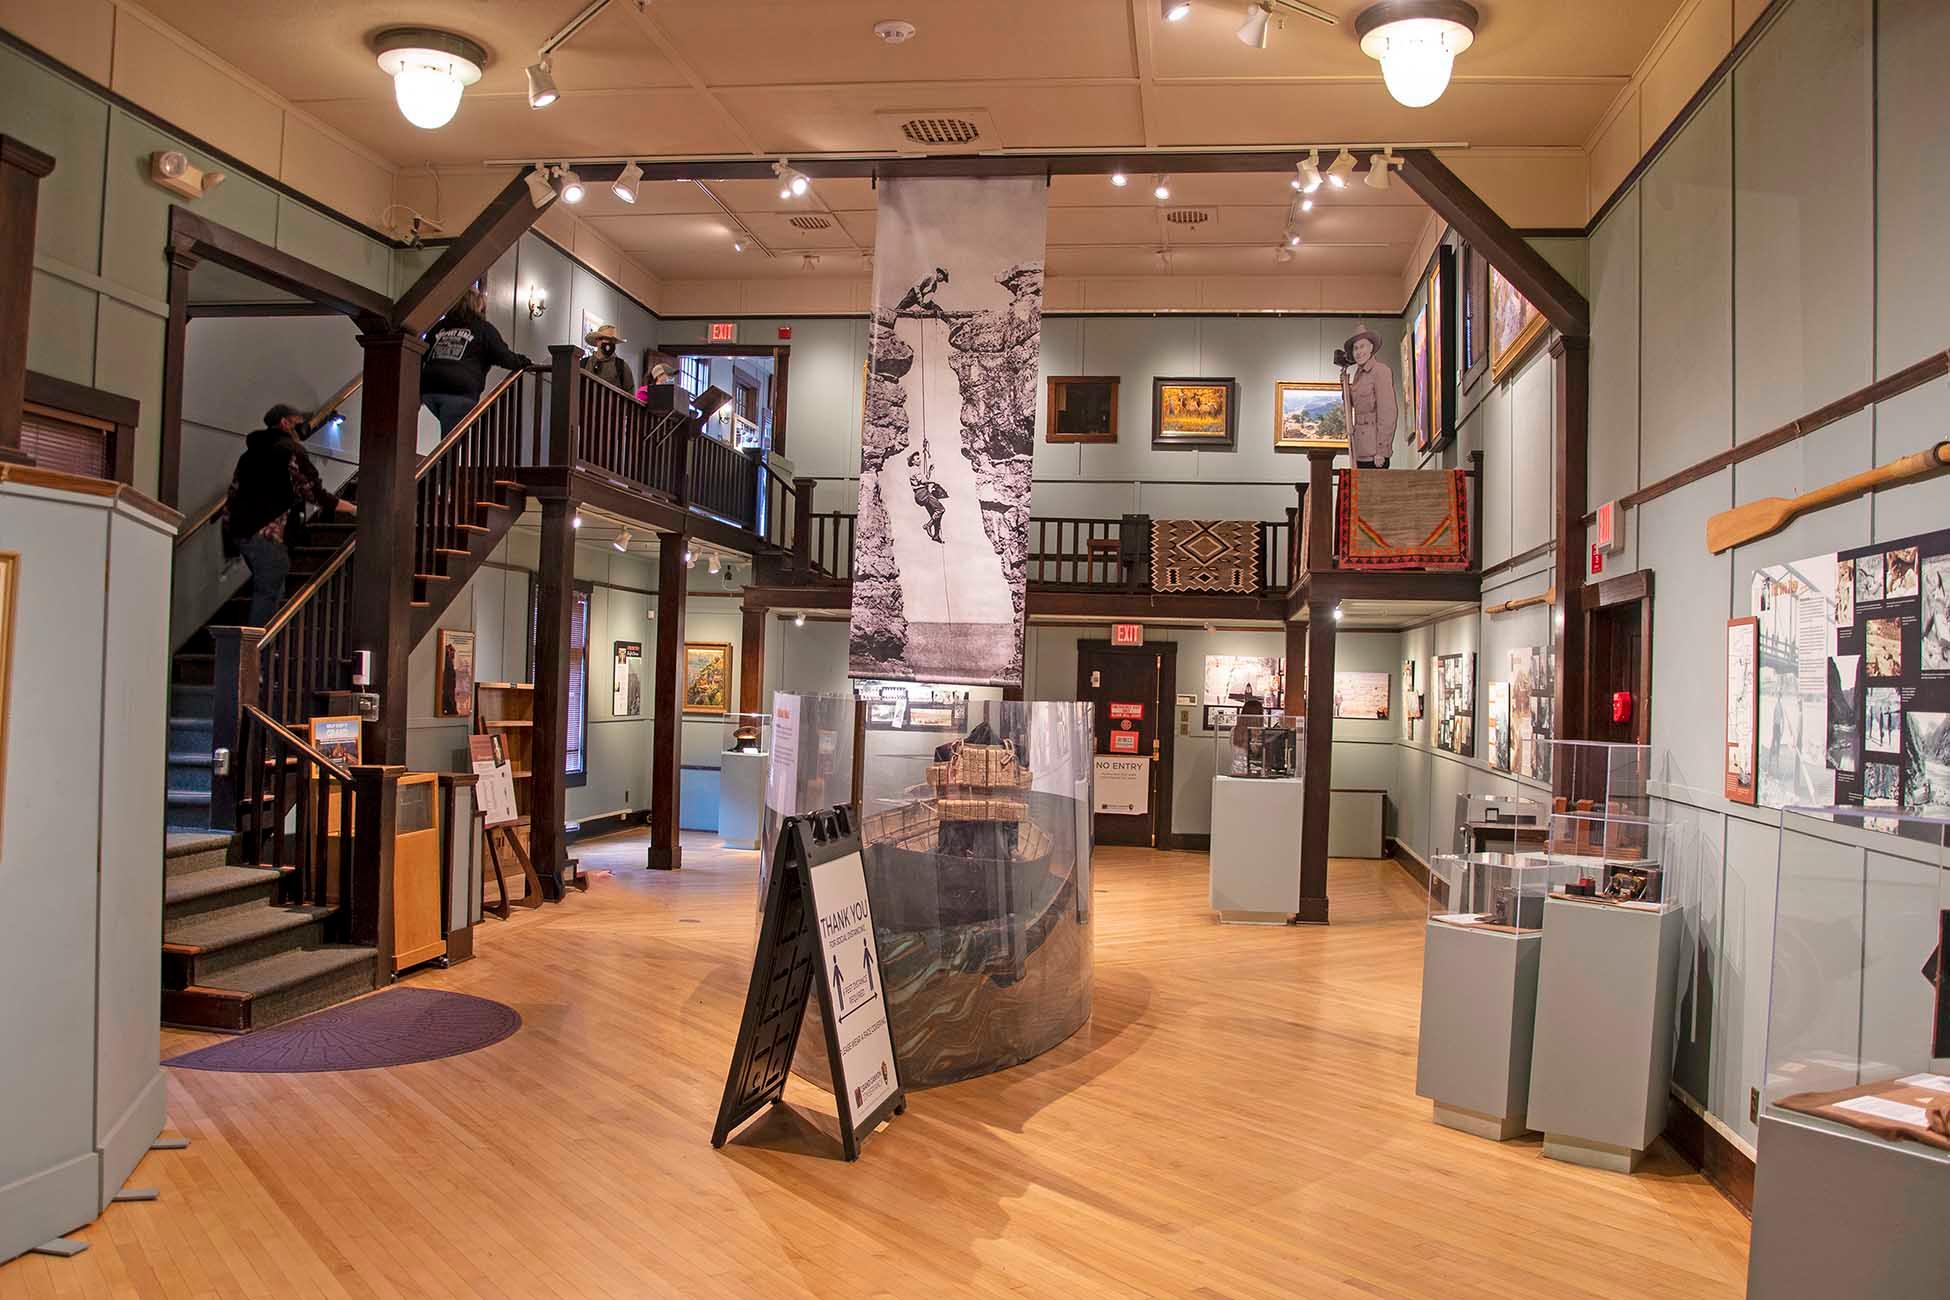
xmin=895 ymin=266 xmax=952 ymax=320
xmin=906 ymin=449 xmax=948 ymax=543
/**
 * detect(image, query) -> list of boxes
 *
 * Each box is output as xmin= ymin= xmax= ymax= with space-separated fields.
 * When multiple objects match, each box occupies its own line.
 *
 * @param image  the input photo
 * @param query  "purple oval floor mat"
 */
xmin=166 ymin=988 xmax=520 ymax=1073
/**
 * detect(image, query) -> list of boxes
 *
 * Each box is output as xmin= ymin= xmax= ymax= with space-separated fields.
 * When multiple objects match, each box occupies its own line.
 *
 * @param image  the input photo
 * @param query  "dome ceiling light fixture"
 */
xmin=1162 ymin=0 xmax=1192 ymax=22
xmin=372 ymin=28 xmax=486 ymax=130
xmin=1355 ymin=1 xmax=1479 ymax=109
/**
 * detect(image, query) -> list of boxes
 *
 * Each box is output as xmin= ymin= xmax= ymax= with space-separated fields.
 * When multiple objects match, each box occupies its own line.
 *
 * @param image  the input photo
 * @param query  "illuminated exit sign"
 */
xmin=707 ymin=322 xmax=738 ymax=342
xmin=1111 ymin=623 xmax=1143 ymax=646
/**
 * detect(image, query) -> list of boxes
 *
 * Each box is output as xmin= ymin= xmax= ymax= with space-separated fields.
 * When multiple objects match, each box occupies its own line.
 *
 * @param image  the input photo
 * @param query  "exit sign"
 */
xmin=1111 ymin=623 xmax=1143 ymax=646
xmin=707 ymin=322 xmax=738 ymax=342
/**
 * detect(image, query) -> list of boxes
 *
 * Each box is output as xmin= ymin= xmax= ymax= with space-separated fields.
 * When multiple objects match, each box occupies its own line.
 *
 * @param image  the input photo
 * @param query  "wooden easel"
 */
xmin=481 ymin=823 xmax=543 ymax=919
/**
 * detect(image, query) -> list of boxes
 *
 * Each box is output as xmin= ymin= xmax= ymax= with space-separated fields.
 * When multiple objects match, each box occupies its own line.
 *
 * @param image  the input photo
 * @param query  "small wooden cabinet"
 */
xmin=391 ymin=772 xmax=445 ymax=972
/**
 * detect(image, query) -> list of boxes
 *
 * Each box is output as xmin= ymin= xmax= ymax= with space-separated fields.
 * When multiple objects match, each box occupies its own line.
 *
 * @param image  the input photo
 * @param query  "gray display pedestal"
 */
xmin=719 ymin=750 xmax=767 ymax=850
xmin=1209 ymin=776 xmax=1303 ymax=921
xmin=1524 ymin=895 xmax=1683 ymax=1172
xmin=1748 ymin=1112 xmax=1950 ymax=1299
xmin=1415 ymin=921 xmax=1542 ymax=1140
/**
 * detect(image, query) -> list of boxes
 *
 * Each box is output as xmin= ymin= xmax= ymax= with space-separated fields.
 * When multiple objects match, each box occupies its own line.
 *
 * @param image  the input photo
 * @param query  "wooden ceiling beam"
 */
xmin=393 ymin=171 xmax=549 ymax=337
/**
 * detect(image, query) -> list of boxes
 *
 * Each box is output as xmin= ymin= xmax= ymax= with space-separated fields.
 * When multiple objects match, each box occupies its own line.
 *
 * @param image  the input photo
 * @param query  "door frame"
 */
xmin=660 ymin=342 xmax=791 ymax=457
xmin=1075 ymin=639 xmax=1178 ymax=848
xmin=1578 ymin=568 xmax=1653 ymax=745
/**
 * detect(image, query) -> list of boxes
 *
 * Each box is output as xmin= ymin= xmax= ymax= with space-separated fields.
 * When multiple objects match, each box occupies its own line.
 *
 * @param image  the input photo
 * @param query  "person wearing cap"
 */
xmin=221 ymin=403 xmax=357 ymax=627
xmin=421 ymin=283 xmax=534 ymax=434
xmin=1339 ymin=326 xmax=1399 ymax=468
xmin=582 ymin=323 xmax=636 ymax=392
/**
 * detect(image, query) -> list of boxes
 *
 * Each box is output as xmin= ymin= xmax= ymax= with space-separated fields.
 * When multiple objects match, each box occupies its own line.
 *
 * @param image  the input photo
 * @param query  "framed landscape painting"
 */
xmin=1425 ymin=253 xmax=1446 ymax=449
xmin=1046 ymin=376 xmax=1119 ymax=444
xmin=1152 ymin=377 xmax=1237 ymax=449
xmin=683 ymin=642 xmax=732 ymax=714
xmin=1274 ymin=381 xmax=1346 ymax=451
xmin=1490 ymin=265 xmax=1548 ymax=380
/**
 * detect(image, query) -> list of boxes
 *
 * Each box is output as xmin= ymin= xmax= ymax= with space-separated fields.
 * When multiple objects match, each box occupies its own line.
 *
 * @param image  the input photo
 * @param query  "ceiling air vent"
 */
xmin=900 ymin=116 xmax=982 ymax=147
xmin=788 ymin=214 xmax=833 ymax=231
xmin=1164 ymin=208 xmax=1213 ymax=226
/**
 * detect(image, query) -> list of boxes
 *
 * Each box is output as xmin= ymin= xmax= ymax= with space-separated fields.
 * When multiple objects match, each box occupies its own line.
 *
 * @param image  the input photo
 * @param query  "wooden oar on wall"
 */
xmin=1706 ymin=441 xmax=1950 ymax=554
xmin=1484 ymin=588 xmax=1555 ymax=616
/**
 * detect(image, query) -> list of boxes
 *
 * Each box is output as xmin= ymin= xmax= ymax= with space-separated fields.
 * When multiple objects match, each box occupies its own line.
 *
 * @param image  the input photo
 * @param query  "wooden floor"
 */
xmin=4 ymin=837 xmax=1751 ymax=1299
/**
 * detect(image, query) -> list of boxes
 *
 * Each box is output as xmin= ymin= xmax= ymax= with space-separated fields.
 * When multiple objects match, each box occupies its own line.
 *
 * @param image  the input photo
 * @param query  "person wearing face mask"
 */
xmin=420 ymin=282 xmax=533 ymax=434
xmin=582 ymin=324 xmax=636 ymax=392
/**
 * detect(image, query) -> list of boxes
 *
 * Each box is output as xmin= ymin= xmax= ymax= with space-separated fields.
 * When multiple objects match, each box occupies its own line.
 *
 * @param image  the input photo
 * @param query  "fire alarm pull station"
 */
xmin=1612 ymin=692 xmax=1633 ymax=725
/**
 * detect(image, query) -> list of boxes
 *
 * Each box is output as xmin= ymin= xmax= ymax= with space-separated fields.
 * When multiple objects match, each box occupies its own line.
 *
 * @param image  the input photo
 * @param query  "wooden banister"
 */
xmin=173 ymin=372 xmax=366 ymax=550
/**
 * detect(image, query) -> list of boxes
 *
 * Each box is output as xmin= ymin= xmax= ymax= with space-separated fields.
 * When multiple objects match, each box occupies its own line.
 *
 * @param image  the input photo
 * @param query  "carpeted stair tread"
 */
xmin=164 ymin=865 xmax=281 ymax=907
xmin=167 ymin=788 xmax=213 ymax=806
xmin=185 ymin=944 xmax=375 ymax=999
xmin=166 ymin=832 xmax=232 ymax=859
xmin=165 ymin=902 xmax=335 ymax=953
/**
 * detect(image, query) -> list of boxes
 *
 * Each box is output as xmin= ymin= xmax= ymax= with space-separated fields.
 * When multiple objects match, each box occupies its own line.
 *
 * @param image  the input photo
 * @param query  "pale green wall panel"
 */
xmin=26 ymin=269 xmax=97 ymax=383
xmin=93 ymin=297 xmax=167 ymax=496
xmin=1526 ymin=236 xmax=1588 ymax=297
xmin=0 ymin=45 xmax=107 ymax=275
xmin=275 ymin=198 xmax=391 ymax=297
xmin=100 ymin=112 xmax=279 ymax=303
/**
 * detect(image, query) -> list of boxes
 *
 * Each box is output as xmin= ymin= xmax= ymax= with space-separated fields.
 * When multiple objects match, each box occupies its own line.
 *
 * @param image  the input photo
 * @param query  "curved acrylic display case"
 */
xmin=1762 ymin=806 xmax=1950 ymax=1159
xmin=791 ymin=701 xmax=1095 ymax=1089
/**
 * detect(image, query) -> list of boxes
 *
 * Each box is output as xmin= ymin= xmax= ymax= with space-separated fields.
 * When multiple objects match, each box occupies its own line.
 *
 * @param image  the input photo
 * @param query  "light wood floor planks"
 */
xmin=3 ymin=836 xmax=1751 ymax=1299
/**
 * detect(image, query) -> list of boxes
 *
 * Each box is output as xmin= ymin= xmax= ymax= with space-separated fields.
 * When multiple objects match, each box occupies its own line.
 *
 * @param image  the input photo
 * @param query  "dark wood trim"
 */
xmin=1384 ymin=837 xmax=1433 ymax=893
xmin=159 ymin=246 xmax=196 ymax=506
xmin=529 ymin=497 xmax=578 ymax=898
xmin=347 ymin=329 xmax=425 ymax=765
xmin=394 ymin=173 xmax=547 ymax=337
xmin=515 ymin=465 xmax=772 ymax=563
xmin=1283 ymin=615 xmax=1306 ymax=715
xmin=648 ymin=537 xmax=689 ymax=870
xmin=560 ymin=152 xmax=1386 ymax=187
xmin=1662 ymin=1094 xmax=1756 ymax=1218
xmin=0 ymin=135 xmax=55 ymax=465
xmin=1293 ymin=569 xmax=1484 ymax=609
xmin=1396 ymin=150 xmax=1589 ymax=340
xmin=1583 ymin=348 xmax=1950 ymax=526
xmin=1550 ymin=338 xmax=1590 ymax=747
xmin=1578 ymin=568 xmax=1654 ymax=746
xmin=1297 ymin=600 xmax=1337 ymax=924
xmin=1479 ymin=538 xmax=1556 ymax=581
xmin=0 ymin=462 xmax=179 ymax=526
xmin=1587 ymin=0 xmax=1794 ymax=231
xmin=444 ymin=923 xmax=475 ymax=964
xmin=1578 ymin=568 xmax=1653 ymax=611
xmin=1076 ymin=639 xmax=1178 ymax=851
xmin=169 ymin=208 xmax=392 ymax=323
xmin=738 ymin=604 xmax=765 ymax=715
xmin=566 ymin=808 xmax=646 ymax=845
xmin=185 ymin=300 xmax=346 ymax=319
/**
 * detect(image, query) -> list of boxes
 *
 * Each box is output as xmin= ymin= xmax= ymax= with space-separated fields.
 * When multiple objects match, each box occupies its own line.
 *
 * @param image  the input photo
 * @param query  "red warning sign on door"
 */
xmin=1109 ymin=730 xmax=1140 ymax=753
xmin=1109 ymin=701 xmax=1145 ymax=720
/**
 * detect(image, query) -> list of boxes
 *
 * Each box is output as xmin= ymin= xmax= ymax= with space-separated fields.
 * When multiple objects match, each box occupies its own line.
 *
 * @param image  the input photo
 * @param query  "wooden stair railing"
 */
xmin=236 ymin=704 xmax=360 ymax=935
xmin=172 ymin=372 xmax=365 ymax=552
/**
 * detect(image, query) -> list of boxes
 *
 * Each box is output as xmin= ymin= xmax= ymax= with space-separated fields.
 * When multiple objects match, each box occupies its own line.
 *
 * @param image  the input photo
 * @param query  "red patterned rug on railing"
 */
xmin=1151 ymin=519 xmax=1259 ymax=593
xmin=1333 ymin=468 xmax=1471 ymax=570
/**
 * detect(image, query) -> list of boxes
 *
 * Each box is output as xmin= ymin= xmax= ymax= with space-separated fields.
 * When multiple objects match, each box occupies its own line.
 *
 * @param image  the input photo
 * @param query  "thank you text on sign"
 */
xmin=808 ymin=850 xmax=900 ymax=1124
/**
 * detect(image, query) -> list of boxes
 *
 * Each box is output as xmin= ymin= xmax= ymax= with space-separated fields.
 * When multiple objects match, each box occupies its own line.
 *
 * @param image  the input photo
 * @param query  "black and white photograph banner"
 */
xmin=849 ymin=176 xmax=1048 ymax=687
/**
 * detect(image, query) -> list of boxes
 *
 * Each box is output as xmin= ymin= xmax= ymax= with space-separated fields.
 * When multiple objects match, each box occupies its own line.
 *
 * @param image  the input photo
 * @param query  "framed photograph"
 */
xmin=0 ymin=553 xmax=15 ymax=855
xmin=1489 ymin=264 xmax=1548 ymax=381
xmin=613 ymin=640 xmax=643 ymax=717
xmin=435 ymin=629 xmax=475 ymax=717
xmin=308 ymin=715 xmax=363 ymax=768
xmin=1399 ymin=328 xmax=1418 ymax=452
xmin=1725 ymin=617 xmax=1760 ymax=799
xmin=1203 ymin=654 xmax=1284 ymax=706
xmin=1152 ymin=377 xmax=1237 ymax=449
xmin=1333 ymin=671 xmax=1390 ymax=720
xmin=683 ymin=641 xmax=733 ymax=714
xmin=1487 ymin=681 xmax=1512 ymax=772
xmin=1046 ymin=376 xmax=1118 ymax=444
xmin=1460 ymin=242 xmax=1490 ymax=396
xmin=1273 ymin=381 xmax=1347 ymax=452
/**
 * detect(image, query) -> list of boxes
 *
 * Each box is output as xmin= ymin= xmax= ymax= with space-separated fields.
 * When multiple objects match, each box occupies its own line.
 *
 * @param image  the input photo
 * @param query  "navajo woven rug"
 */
xmin=1333 ymin=468 xmax=1470 ymax=570
xmin=1152 ymin=519 xmax=1259 ymax=593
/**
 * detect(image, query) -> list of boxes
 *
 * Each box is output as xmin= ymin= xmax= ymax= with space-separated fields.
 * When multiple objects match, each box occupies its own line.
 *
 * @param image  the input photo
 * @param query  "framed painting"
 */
xmin=1046 ymin=376 xmax=1119 ymax=444
xmin=1425 ymin=253 xmax=1445 ymax=450
xmin=1273 ymin=381 xmax=1347 ymax=452
xmin=1460 ymin=242 xmax=1490 ymax=396
xmin=435 ymin=629 xmax=474 ymax=717
xmin=683 ymin=641 xmax=733 ymax=714
xmin=1399 ymin=327 xmax=1418 ymax=453
xmin=1333 ymin=671 xmax=1390 ymax=720
xmin=1490 ymin=264 xmax=1549 ymax=381
xmin=1152 ymin=377 xmax=1237 ymax=449
xmin=1410 ymin=304 xmax=1431 ymax=453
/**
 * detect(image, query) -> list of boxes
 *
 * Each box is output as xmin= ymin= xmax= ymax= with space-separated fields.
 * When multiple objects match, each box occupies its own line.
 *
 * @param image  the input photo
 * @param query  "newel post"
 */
xmin=792 ymin=476 xmax=815 ymax=572
xmin=1305 ymin=450 xmax=1338 ymax=574
xmin=546 ymin=345 xmax=580 ymax=466
xmin=349 ymin=764 xmax=403 ymax=969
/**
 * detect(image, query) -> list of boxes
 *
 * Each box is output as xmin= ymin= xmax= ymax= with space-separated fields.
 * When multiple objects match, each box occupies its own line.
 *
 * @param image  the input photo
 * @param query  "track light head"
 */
xmin=794 ymin=612 xmax=807 ymax=627
xmin=1298 ymin=150 xmax=1323 ymax=193
xmin=683 ymin=547 xmax=696 ymax=568
xmin=1326 ymin=149 xmax=1356 ymax=188
xmin=1274 ymin=245 xmax=1295 ymax=264
xmin=525 ymin=60 xmax=558 ymax=109
xmin=612 ymin=528 xmax=632 ymax=553
xmin=1153 ymin=174 xmax=1171 ymax=201
xmin=1111 ymin=170 xmax=1128 ymax=188
xmin=1162 ymin=0 xmax=1192 ymax=20
xmin=557 ymin=167 xmax=585 ymax=203
xmin=611 ymin=160 xmax=642 ymax=204
xmin=1301 ymin=197 xmax=1314 ymax=212
xmin=525 ymin=164 xmax=556 ymax=208
xmin=572 ymin=512 xmax=582 ymax=528
xmin=772 ymin=159 xmax=810 ymax=198
xmin=707 ymin=552 xmax=721 ymax=575
xmin=1237 ymin=2 xmax=1271 ymax=47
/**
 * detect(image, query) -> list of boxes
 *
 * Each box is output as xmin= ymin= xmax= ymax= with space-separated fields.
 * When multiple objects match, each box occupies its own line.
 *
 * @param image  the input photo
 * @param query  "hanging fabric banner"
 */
xmin=849 ymin=176 xmax=1048 ymax=687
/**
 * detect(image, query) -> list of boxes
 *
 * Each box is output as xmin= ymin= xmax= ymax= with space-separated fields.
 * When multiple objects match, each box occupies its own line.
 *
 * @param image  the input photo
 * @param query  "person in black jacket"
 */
xmin=222 ymin=404 xmax=357 ymax=627
xmin=420 ymin=283 xmax=533 ymax=433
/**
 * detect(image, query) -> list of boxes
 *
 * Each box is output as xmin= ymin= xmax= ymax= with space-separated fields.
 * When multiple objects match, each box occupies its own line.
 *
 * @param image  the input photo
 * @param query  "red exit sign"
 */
xmin=707 ymin=322 xmax=738 ymax=342
xmin=1111 ymin=622 xmax=1143 ymax=646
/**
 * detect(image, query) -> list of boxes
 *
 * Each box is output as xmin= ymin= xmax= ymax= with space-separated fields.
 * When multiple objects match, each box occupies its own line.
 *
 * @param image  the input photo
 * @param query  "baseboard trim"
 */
xmin=1662 ymin=1090 xmax=1756 ymax=1218
xmin=1167 ymin=833 xmax=1211 ymax=851
xmin=0 ymin=1151 xmax=99 ymax=1266
xmin=95 ymin=1070 xmax=167 ymax=1211
xmin=566 ymin=809 xmax=646 ymax=845
xmin=1384 ymin=837 xmax=1433 ymax=891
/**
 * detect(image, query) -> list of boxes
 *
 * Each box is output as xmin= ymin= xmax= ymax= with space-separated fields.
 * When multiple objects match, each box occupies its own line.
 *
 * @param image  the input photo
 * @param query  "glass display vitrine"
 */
xmin=1529 ymin=739 xmax=1673 ymax=908
xmin=1427 ymin=851 xmax=1581 ymax=934
xmin=1762 ymin=806 xmax=1950 ymax=1160
xmin=1453 ymin=792 xmax=1548 ymax=854
xmin=713 ymin=710 xmax=771 ymax=754
xmin=1216 ymin=715 xmax=1303 ymax=779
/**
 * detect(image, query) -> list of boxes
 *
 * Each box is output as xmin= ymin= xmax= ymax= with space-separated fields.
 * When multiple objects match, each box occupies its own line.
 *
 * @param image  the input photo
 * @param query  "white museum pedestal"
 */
xmin=1415 ymin=920 xmax=1543 ymax=1141
xmin=719 ymin=750 xmax=767 ymax=850
xmin=1208 ymin=775 xmax=1303 ymax=921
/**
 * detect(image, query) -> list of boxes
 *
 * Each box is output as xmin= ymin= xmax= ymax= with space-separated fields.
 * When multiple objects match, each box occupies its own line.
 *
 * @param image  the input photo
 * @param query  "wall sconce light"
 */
xmin=149 ymin=151 xmax=225 ymax=201
xmin=527 ymin=284 xmax=548 ymax=319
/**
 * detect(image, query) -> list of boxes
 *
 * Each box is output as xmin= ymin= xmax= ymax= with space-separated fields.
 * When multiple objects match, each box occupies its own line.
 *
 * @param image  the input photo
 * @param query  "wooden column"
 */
xmin=648 ymin=535 xmax=689 ymax=870
xmin=1550 ymin=337 xmax=1590 ymax=749
xmin=0 ymin=136 xmax=56 ymax=466
xmin=1304 ymin=449 xmax=1337 ymax=574
xmin=1283 ymin=616 xmax=1306 ymax=715
xmin=739 ymin=603 xmax=765 ymax=716
xmin=529 ymin=495 xmax=577 ymax=898
xmin=348 ymin=328 xmax=426 ymax=764
xmin=1296 ymin=601 xmax=1337 ymax=924
xmin=157 ymin=239 xmax=199 ymax=507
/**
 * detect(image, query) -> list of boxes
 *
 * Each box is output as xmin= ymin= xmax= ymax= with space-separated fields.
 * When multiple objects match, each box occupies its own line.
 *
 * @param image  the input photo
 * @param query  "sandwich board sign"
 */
xmin=711 ymin=805 xmax=905 ymax=1160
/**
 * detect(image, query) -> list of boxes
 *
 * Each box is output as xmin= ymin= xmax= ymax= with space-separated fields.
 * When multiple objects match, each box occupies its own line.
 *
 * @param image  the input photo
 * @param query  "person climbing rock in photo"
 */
xmin=895 ymin=266 xmax=951 ymax=320
xmin=907 ymin=450 xmax=947 ymax=543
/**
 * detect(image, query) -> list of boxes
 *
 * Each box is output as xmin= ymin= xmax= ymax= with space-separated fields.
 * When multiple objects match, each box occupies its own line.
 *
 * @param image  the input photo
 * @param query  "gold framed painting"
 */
xmin=1489 ymin=265 xmax=1549 ymax=381
xmin=1046 ymin=376 xmax=1119 ymax=444
xmin=0 ymin=552 xmax=14 ymax=855
xmin=683 ymin=641 xmax=733 ymax=714
xmin=1152 ymin=377 xmax=1236 ymax=449
xmin=1273 ymin=381 xmax=1347 ymax=451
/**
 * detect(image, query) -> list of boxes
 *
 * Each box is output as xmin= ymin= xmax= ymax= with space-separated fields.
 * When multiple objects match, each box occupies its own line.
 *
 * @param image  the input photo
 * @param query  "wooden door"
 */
xmin=1581 ymin=572 xmax=1653 ymax=745
xmin=1076 ymin=642 xmax=1176 ymax=847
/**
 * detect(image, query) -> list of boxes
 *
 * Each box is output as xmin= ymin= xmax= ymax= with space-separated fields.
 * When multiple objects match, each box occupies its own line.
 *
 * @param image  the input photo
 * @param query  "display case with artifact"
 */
xmin=1523 ymin=739 xmax=1687 ymax=1172
xmin=1747 ymin=806 xmax=1950 ymax=1300
xmin=1210 ymin=717 xmax=1307 ymax=919
xmin=1454 ymin=792 xmax=1547 ymax=855
xmin=714 ymin=711 xmax=773 ymax=849
xmin=1216 ymin=713 xmax=1302 ymax=778
xmin=1416 ymin=850 xmax=1583 ymax=1141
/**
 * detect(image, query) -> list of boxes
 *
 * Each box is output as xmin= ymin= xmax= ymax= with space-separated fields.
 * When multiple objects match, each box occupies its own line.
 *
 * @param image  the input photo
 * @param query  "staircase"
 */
xmin=161 ymin=370 xmax=541 ymax=1030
